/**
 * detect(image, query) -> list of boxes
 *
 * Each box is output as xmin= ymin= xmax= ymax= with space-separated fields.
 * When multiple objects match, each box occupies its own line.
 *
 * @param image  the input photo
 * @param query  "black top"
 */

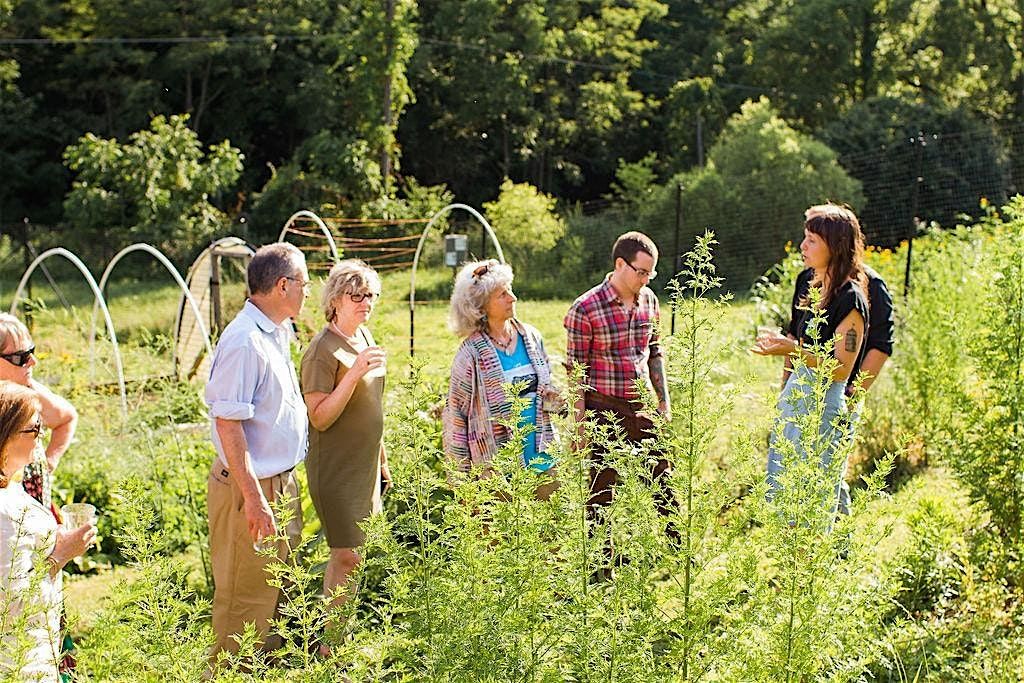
xmin=788 ymin=275 xmax=871 ymax=384
xmin=790 ymin=266 xmax=894 ymax=356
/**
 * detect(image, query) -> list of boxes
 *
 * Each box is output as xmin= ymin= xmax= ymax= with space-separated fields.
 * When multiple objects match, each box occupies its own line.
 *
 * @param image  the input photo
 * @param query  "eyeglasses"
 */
xmin=19 ymin=420 xmax=42 ymax=437
xmin=624 ymin=261 xmax=657 ymax=279
xmin=284 ymin=277 xmax=312 ymax=294
xmin=348 ymin=291 xmax=379 ymax=303
xmin=0 ymin=346 xmax=35 ymax=367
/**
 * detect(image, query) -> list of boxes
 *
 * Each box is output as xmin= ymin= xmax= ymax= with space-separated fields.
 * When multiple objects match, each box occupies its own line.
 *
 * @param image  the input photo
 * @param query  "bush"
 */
xmin=62 ymin=114 xmax=242 ymax=269
xmin=481 ymin=178 xmax=568 ymax=295
xmin=249 ymin=130 xmax=383 ymax=241
xmin=624 ymin=98 xmax=863 ymax=291
xmin=945 ymin=198 xmax=1024 ymax=547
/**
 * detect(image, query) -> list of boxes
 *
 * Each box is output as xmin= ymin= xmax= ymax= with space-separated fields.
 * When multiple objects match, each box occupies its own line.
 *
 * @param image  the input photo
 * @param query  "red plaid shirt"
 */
xmin=564 ymin=276 xmax=662 ymax=400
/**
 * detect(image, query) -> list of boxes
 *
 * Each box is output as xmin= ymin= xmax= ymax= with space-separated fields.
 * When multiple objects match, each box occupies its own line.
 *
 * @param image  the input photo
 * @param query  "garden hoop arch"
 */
xmin=90 ymin=243 xmax=214 ymax=381
xmin=408 ymin=203 xmax=505 ymax=357
xmin=277 ymin=210 xmax=340 ymax=263
xmin=9 ymin=248 xmax=127 ymax=416
xmin=174 ymin=237 xmax=255 ymax=381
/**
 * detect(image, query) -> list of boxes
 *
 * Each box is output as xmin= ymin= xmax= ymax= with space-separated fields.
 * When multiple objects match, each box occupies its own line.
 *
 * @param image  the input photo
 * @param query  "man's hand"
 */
xmin=244 ymin=493 xmax=277 ymax=545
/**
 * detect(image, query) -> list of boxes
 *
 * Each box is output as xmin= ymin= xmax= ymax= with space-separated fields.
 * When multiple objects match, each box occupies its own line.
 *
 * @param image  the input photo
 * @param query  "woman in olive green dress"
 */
xmin=300 ymin=260 xmax=390 ymax=647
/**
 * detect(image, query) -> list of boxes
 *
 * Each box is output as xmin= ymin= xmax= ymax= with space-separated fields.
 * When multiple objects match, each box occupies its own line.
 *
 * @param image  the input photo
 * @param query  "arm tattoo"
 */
xmin=649 ymin=355 xmax=669 ymax=406
xmin=844 ymin=328 xmax=858 ymax=353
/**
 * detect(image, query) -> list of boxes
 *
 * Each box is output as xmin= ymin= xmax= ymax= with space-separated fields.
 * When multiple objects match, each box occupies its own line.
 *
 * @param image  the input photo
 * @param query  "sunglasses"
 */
xmin=349 ymin=292 xmax=379 ymax=303
xmin=19 ymin=420 xmax=42 ymax=437
xmin=0 ymin=346 xmax=35 ymax=367
xmin=472 ymin=260 xmax=501 ymax=280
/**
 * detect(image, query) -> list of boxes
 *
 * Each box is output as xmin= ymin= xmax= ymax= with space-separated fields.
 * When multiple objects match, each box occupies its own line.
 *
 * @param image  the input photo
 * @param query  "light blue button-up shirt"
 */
xmin=205 ymin=300 xmax=308 ymax=479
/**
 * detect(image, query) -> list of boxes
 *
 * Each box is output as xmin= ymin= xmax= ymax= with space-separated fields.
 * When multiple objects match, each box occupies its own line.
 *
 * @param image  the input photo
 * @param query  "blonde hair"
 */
xmin=447 ymin=259 xmax=514 ymax=338
xmin=0 ymin=313 xmax=31 ymax=355
xmin=0 ymin=381 xmax=39 ymax=487
xmin=320 ymin=259 xmax=382 ymax=322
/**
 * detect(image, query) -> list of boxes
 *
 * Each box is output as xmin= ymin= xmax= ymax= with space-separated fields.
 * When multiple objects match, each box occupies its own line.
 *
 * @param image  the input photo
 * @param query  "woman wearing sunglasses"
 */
xmin=0 ymin=314 xmax=78 ymax=514
xmin=443 ymin=259 xmax=560 ymax=497
xmin=0 ymin=382 xmax=95 ymax=682
xmin=300 ymin=259 xmax=390 ymax=653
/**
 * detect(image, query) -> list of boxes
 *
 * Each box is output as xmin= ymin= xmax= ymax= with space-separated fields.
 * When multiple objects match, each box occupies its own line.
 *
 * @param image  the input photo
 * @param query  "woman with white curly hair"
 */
xmin=442 ymin=259 xmax=560 ymax=495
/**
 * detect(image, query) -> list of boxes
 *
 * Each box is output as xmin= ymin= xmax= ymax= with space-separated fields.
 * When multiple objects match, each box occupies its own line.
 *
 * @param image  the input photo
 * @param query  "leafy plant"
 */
xmin=483 ymin=178 xmax=567 ymax=265
xmin=62 ymin=114 xmax=242 ymax=268
xmin=947 ymin=197 xmax=1024 ymax=549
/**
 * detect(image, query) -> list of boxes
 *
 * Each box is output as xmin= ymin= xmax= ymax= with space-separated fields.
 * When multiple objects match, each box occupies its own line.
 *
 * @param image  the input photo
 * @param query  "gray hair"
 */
xmin=321 ymin=259 xmax=382 ymax=322
xmin=247 ymin=243 xmax=305 ymax=295
xmin=0 ymin=314 xmax=31 ymax=354
xmin=447 ymin=259 xmax=514 ymax=338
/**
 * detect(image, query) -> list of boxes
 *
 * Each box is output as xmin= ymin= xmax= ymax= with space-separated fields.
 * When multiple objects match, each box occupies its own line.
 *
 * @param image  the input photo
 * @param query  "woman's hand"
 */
xmin=352 ymin=346 xmax=387 ymax=379
xmin=51 ymin=522 xmax=97 ymax=570
xmin=539 ymin=385 xmax=566 ymax=414
xmin=381 ymin=461 xmax=393 ymax=494
xmin=751 ymin=331 xmax=797 ymax=356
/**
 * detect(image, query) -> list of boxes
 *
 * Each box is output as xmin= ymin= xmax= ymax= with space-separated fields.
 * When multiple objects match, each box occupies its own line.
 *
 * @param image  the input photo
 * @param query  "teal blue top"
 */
xmin=494 ymin=332 xmax=554 ymax=473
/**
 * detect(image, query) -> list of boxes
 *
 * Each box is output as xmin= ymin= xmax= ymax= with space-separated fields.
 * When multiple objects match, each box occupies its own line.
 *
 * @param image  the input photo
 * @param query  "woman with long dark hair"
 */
xmin=752 ymin=204 xmax=869 ymax=508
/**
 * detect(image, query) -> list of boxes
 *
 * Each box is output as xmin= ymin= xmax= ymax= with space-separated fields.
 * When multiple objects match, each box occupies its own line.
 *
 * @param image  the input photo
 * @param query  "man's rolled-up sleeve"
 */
xmin=648 ymin=295 xmax=662 ymax=359
xmin=206 ymin=342 xmax=262 ymax=421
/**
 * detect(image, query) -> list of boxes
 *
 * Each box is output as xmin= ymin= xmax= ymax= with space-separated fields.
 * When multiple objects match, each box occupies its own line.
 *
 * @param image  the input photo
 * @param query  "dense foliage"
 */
xmin=3 ymin=0 xmax=1023 ymax=260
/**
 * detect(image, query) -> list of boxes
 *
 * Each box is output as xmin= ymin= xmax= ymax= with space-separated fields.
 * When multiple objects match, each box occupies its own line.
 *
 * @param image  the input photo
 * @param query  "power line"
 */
xmin=0 ymin=32 xmax=788 ymax=96
xmin=0 ymin=34 xmax=310 ymax=46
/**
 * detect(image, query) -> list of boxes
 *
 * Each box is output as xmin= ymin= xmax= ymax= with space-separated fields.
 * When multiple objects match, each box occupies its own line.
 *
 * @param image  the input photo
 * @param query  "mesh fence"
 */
xmin=525 ymin=121 xmax=1023 ymax=298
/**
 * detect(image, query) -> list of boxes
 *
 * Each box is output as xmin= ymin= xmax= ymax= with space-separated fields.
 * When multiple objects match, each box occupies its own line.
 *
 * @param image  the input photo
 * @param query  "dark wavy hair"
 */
xmin=803 ymin=203 xmax=867 ymax=307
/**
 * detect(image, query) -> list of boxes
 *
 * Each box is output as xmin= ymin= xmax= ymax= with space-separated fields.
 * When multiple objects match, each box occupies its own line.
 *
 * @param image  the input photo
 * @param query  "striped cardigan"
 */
xmin=442 ymin=319 xmax=556 ymax=472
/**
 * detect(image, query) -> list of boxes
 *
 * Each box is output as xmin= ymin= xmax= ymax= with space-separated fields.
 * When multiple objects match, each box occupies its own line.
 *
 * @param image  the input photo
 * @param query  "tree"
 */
xmin=643 ymin=98 xmax=862 ymax=288
xmin=400 ymin=0 xmax=666 ymax=204
xmin=62 ymin=114 xmax=242 ymax=265
xmin=821 ymin=97 xmax=1011 ymax=245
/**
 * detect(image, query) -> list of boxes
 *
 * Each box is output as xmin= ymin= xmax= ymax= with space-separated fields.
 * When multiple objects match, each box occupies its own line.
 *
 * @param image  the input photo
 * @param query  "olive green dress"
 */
xmin=301 ymin=326 xmax=384 ymax=548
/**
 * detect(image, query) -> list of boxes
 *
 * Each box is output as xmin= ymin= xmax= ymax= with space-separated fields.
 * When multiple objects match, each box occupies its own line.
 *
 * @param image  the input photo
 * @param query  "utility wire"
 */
xmin=0 ymin=32 xmax=787 ymax=96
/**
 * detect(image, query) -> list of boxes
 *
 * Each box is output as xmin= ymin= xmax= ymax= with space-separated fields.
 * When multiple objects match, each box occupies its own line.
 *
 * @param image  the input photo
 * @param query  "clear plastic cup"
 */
xmin=61 ymin=503 xmax=98 ymax=548
xmin=61 ymin=503 xmax=97 ymax=530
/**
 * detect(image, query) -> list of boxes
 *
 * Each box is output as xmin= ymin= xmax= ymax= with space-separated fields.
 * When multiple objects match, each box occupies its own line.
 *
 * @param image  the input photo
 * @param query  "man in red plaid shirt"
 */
xmin=564 ymin=231 xmax=676 ymax=528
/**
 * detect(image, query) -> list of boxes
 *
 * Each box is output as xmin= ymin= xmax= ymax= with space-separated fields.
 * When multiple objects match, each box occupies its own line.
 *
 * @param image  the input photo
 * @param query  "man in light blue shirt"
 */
xmin=204 ymin=242 xmax=310 ymax=663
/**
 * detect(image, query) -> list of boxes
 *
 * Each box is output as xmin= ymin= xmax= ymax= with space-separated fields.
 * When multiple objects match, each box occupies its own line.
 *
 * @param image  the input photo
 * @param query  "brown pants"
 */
xmin=207 ymin=463 xmax=303 ymax=661
xmin=584 ymin=391 xmax=678 ymax=529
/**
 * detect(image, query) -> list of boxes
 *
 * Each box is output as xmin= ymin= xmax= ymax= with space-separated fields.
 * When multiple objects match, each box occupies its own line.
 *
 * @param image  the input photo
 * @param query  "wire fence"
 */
xmin=538 ymin=121 xmax=1022 ymax=298
xmin=3 ymin=120 xmax=1021 ymax=303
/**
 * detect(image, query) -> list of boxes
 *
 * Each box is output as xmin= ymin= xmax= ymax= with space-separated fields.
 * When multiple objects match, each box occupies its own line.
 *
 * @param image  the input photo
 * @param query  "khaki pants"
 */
xmin=207 ymin=463 xmax=303 ymax=661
